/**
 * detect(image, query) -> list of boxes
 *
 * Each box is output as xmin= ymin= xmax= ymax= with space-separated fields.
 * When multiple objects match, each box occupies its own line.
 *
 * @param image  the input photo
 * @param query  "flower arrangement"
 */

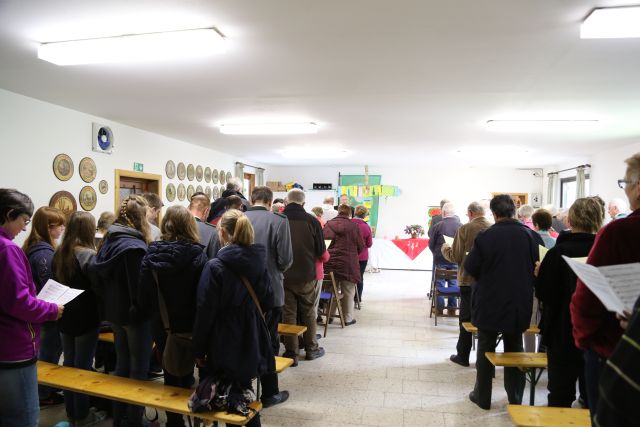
xmin=404 ymin=224 xmax=425 ymax=238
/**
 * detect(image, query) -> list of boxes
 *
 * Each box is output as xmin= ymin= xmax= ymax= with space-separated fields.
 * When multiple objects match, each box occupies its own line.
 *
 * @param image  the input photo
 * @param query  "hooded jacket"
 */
xmin=92 ymin=224 xmax=148 ymax=326
xmin=54 ymin=248 xmax=101 ymax=337
xmin=0 ymin=228 xmax=58 ymax=364
xmin=324 ymin=215 xmax=364 ymax=284
xmin=192 ymin=243 xmax=275 ymax=382
xmin=25 ymin=241 xmax=54 ymax=292
xmin=139 ymin=240 xmax=208 ymax=333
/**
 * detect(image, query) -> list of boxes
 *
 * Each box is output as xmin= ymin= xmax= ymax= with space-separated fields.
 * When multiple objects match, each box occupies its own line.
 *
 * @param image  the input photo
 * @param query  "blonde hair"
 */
xmin=219 ymin=209 xmax=254 ymax=246
xmin=311 ymin=206 xmax=323 ymax=217
xmin=354 ymin=205 xmax=368 ymax=219
xmin=568 ymin=197 xmax=603 ymax=234
xmin=626 ymin=153 xmax=640 ymax=183
xmin=23 ymin=206 xmax=66 ymax=251
xmin=115 ymin=195 xmax=151 ymax=243
xmin=161 ymin=205 xmax=199 ymax=243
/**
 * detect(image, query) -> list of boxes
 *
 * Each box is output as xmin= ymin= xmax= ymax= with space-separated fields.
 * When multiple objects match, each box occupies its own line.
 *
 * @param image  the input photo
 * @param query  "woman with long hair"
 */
xmin=92 ymin=195 xmax=151 ymax=427
xmin=193 ymin=209 xmax=275 ymax=426
xmin=0 ymin=189 xmax=63 ymax=426
xmin=22 ymin=206 xmax=66 ymax=405
xmin=52 ymin=211 xmax=104 ymax=426
xmin=139 ymin=205 xmax=207 ymax=427
xmin=535 ymin=197 xmax=603 ymax=408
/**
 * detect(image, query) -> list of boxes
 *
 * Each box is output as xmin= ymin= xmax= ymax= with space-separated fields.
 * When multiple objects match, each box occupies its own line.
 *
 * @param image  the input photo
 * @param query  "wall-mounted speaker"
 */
xmin=92 ymin=123 xmax=114 ymax=154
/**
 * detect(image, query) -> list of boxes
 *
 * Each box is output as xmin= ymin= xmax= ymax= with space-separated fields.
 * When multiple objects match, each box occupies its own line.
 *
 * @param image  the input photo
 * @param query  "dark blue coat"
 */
xmin=139 ymin=240 xmax=208 ymax=333
xmin=428 ymin=215 xmax=462 ymax=265
xmin=25 ymin=241 xmax=54 ymax=292
xmin=193 ymin=243 xmax=275 ymax=382
xmin=92 ymin=225 xmax=148 ymax=326
xmin=465 ymin=219 xmax=544 ymax=334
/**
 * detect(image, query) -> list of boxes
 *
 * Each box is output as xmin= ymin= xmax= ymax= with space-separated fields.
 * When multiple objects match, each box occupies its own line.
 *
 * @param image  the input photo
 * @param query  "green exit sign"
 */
xmin=133 ymin=162 xmax=144 ymax=172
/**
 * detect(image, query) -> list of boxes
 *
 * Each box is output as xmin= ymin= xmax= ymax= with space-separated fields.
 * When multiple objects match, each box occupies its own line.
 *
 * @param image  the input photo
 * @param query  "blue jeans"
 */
xmin=111 ymin=321 xmax=152 ymax=427
xmin=38 ymin=320 xmax=63 ymax=399
xmin=0 ymin=363 xmax=39 ymax=426
xmin=62 ymin=330 xmax=99 ymax=421
xmin=435 ymin=262 xmax=459 ymax=308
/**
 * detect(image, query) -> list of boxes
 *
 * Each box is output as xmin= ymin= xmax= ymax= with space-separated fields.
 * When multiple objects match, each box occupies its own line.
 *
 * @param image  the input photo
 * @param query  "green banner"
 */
xmin=339 ymin=175 xmax=381 ymax=237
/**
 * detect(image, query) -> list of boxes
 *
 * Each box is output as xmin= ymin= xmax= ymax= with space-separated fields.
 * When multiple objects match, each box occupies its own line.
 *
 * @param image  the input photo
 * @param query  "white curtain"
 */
xmin=235 ymin=162 xmax=244 ymax=179
xmin=256 ymin=168 xmax=265 ymax=186
xmin=576 ymin=166 xmax=586 ymax=198
xmin=547 ymin=173 xmax=557 ymax=205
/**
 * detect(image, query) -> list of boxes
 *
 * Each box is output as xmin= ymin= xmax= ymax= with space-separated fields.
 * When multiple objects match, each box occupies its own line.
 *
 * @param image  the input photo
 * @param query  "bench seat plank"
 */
xmin=275 ymin=356 xmax=294 ymax=373
xmin=485 ymin=352 xmax=547 ymax=368
xmin=277 ymin=323 xmax=307 ymax=337
xmin=462 ymin=322 xmax=540 ymax=334
xmin=507 ymin=404 xmax=590 ymax=427
xmin=37 ymin=361 xmax=260 ymax=425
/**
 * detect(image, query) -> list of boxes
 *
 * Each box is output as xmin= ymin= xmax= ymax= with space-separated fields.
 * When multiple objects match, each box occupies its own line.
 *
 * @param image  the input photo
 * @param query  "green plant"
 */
xmin=404 ymin=224 xmax=425 ymax=237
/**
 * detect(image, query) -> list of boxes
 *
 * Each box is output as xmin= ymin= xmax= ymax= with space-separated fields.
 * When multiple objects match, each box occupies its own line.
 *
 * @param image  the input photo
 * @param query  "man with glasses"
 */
xmin=571 ymin=153 xmax=640 ymax=420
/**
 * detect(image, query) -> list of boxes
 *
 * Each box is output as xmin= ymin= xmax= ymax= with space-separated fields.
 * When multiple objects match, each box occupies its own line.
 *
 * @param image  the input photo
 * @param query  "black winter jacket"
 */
xmin=25 ymin=241 xmax=54 ymax=292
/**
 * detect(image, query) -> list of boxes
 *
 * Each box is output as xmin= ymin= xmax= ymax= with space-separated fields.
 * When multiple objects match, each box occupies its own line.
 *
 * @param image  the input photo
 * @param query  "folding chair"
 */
xmin=429 ymin=267 xmax=460 ymax=326
xmin=318 ymin=272 xmax=345 ymax=337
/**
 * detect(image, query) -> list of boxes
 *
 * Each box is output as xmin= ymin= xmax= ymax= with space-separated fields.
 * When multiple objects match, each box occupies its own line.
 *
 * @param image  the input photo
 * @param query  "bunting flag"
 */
xmin=338 ymin=185 xmax=400 ymax=197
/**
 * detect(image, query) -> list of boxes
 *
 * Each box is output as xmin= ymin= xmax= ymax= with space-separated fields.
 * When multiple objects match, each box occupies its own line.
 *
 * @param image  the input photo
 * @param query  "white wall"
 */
xmin=266 ymin=165 xmax=544 ymax=239
xmin=590 ymin=142 xmax=640 ymax=207
xmin=0 ymin=88 xmax=244 ymax=246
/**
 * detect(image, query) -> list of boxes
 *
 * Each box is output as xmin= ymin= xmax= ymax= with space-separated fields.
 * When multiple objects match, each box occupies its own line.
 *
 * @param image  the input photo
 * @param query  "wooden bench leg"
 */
xmin=525 ymin=367 xmax=545 ymax=406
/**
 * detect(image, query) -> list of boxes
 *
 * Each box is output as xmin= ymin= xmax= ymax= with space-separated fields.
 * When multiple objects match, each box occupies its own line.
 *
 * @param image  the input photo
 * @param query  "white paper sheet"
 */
xmin=562 ymin=256 xmax=640 ymax=314
xmin=539 ymin=245 xmax=548 ymax=261
xmin=37 ymin=279 xmax=84 ymax=305
xmin=443 ymin=235 xmax=454 ymax=246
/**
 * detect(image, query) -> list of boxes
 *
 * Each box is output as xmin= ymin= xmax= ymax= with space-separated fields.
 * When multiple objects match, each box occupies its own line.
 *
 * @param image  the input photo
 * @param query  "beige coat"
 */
xmin=441 ymin=216 xmax=492 ymax=286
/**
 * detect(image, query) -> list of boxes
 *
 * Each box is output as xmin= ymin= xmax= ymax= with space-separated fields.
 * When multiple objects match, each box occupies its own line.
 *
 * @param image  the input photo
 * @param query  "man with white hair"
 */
xmin=321 ymin=196 xmax=338 ymax=222
xmin=428 ymin=202 xmax=462 ymax=313
xmin=607 ymin=197 xmax=628 ymax=220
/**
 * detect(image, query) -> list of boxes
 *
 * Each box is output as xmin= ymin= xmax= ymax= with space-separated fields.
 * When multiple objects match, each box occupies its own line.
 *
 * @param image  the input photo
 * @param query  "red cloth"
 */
xmin=570 ymin=209 xmax=640 ymax=358
xmin=392 ymin=238 xmax=429 ymax=260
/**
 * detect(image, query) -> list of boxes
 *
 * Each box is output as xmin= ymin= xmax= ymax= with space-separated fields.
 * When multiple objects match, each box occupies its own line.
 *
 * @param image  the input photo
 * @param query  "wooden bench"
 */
xmin=507 ymin=404 xmax=590 ymax=426
xmin=37 ymin=361 xmax=260 ymax=426
xmin=485 ymin=352 xmax=547 ymax=406
xmin=98 ymin=333 xmax=292 ymax=374
xmin=462 ymin=323 xmax=540 ymax=350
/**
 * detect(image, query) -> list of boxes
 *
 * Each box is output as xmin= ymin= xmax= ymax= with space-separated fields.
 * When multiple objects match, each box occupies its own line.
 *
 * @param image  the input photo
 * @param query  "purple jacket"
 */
xmin=352 ymin=218 xmax=373 ymax=261
xmin=0 ymin=228 xmax=58 ymax=363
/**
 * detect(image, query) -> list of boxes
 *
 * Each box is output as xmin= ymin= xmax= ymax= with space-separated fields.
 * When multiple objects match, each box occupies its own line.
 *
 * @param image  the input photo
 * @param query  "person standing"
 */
xmin=351 ymin=205 xmax=372 ymax=304
xmin=189 ymin=192 xmax=220 ymax=259
xmin=428 ymin=202 xmax=462 ymax=312
xmin=281 ymin=189 xmax=326 ymax=364
xmin=441 ymin=201 xmax=491 ymax=367
xmin=464 ymin=194 xmax=543 ymax=410
xmin=142 ymin=192 xmax=163 ymax=241
xmin=0 ymin=189 xmax=63 ymax=427
xmin=245 ymin=186 xmax=293 ymax=407
xmin=606 ymin=197 xmax=628 ymax=221
xmin=571 ymin=153 xmax=640 ymax=419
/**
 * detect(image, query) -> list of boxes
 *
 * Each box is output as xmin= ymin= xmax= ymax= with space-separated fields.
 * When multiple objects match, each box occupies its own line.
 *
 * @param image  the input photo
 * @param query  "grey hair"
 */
xmin=287 ymin=188 xmax=305 ymax=205
xmin=609 ymin=197 xmax=628 ymax=211
xmin=626 ymin=153 xmax=640 ymax=183
xmin=227 ymin=177 xmax=243 ymax=192
xmin=467 ymin=201 xmax=484 ymax=215
xmin=518 ymin=204 xmax=534 ymax=218
xmin=442 ymin=202 xmax=456 ymax=217
xmin=323 ymin=196 xmax=335 ymax=204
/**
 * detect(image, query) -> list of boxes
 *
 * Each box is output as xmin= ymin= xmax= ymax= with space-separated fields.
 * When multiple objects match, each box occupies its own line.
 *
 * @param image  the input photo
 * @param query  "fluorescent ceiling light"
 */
xmin=38 ymin=28 xmax=225 ymax=65
xmin=279 ymin=146 xmax=348 ymax=159
xmin=485 ymin=120 xmax=600 ymax=132
xmin=219 ymin=122 xmax=318 ymax=135
xmin=581 ymin=7 xmax=640 ymax=39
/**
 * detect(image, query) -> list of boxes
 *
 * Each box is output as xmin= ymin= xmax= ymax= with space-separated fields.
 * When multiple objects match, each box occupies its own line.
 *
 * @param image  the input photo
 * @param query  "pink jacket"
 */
xmin=315 ymin=250 xmax=330 ymax=280
xmin=352 ymin=218 xmax=373 ymax=261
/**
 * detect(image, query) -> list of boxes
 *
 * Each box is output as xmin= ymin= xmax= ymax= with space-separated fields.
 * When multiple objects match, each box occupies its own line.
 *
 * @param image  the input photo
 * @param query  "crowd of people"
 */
xmin=429 ymin=153 xmax=640 ymax=426
xmin=0 ymin=180 xmax=372 ymax=427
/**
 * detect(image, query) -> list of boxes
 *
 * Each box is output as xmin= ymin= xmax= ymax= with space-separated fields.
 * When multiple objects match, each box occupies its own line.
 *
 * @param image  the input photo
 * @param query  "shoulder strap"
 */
xmin=152 ymin=270 xmax=171 ymax=332
xmin=238 ymin=275 xmax=265 ymax=321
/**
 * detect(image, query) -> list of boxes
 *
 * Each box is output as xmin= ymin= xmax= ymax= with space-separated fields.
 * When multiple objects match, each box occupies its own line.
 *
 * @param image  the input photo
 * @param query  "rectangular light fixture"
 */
xmin=486 ymin=120 xmax=600 ymax=132
xmin=38 ymin=28 xmax=225 ymax=66
xmin=219 ymin=122 xmax=318 ymax=135
xmin=581 ymin=7 xmax=640 ymax=39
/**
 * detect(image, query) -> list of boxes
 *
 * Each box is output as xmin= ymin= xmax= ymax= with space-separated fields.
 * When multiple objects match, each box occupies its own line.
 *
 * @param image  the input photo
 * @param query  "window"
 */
xmin=560 ymin=175 xmax=590 ymax=208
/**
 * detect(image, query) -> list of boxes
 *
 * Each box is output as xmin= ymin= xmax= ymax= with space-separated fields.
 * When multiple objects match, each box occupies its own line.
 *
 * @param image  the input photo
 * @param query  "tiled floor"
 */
xmin=40 ymin=269 xmax=548 ymax=426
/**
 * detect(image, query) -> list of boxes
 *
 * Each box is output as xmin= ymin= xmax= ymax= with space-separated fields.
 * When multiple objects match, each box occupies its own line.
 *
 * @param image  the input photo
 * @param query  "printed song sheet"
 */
xmin=539 ymin=245 xmax=548 ymax=261
xmin=562 ymin=256 xmax=640 ymax=314
xmin=443 ymin=235 xmax=454 ymax=246
xmin=37 ymin=279 xmax=84 ymax=305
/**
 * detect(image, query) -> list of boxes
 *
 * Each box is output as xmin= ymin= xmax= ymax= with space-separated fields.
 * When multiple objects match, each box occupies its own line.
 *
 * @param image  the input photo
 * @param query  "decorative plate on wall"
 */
xmin=165 ymin=160 xmax=176 ymax=179
xmin=187 ymin=184 xmax=195 ymax=200
xmin=212 ymin=169 xmax=219 ymax=184
xmin=220 ymin=185 xmax=225 ymax=196
xmin=195 ymin=165 xmax=203 ymax=182
xmin=79 ymin=186 xmax=97 ymax=211
xmin=212 ymin=186 xmax=219 ymax=199
xmin=204 ymin=167 xmax=212 ymax=183
xmin=219 ymin=169 xmax=226 ymax=184
xmin=196 ymin=185 xmax=203 ymax=194
xmin=79 ymin=157 xmax=97 ymax=183
xmin=187 ymin=164 xmax=195 ymax=181
xmin=98 ymin=180 xmax=108 ymax=194
xmin=177 ymin=183 xmax=186 ymax=201
xmin=177 ymin=162 xmax=186 ymax=180
xmin=226 ymin=171 xmax=232 ymax=183
xmin=49 ymin=190 xmax=77 ymax=214
xmin=205 ymin=186 xmax=211 ymax=198
xmin=165 ymin=183 xmax=176 ymax=202
xmin=53 ymin=154 xmax=74 ymax=181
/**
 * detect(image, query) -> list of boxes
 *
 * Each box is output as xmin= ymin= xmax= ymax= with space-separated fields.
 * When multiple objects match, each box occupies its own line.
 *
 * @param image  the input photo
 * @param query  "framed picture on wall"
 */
xmin=491 ymin=192 xmax=528 ymax=208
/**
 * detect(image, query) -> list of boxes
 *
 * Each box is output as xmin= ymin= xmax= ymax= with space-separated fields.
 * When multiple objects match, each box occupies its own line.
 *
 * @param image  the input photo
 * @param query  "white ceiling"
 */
xmin=1 ymin=0 xmax=640 ymax=167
